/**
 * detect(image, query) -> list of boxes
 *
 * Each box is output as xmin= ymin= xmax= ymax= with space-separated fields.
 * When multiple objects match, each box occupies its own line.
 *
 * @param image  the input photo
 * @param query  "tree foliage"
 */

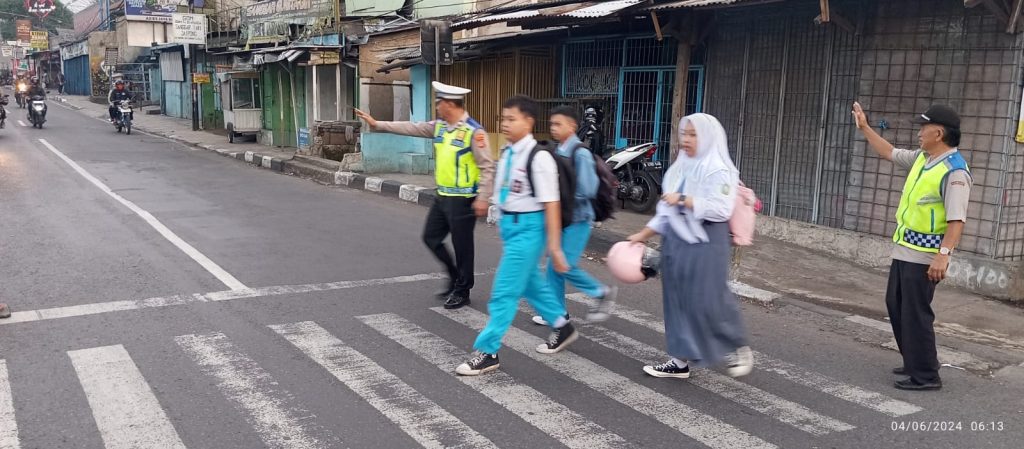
xmin=0 ymin=0 xmax=75 ymax=41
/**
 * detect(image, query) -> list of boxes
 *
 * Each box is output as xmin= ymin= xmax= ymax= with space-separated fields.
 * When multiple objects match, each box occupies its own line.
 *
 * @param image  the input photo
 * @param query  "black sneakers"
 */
xmin=643 ymin=360 xmax=691 ymax=379
xmin=443 ymin=294 xmax=470 ymax=309
xmin=456 ymin=351 xmax=500 ymax=376
xmin=536 ymin=322 xmax=579 ymax=354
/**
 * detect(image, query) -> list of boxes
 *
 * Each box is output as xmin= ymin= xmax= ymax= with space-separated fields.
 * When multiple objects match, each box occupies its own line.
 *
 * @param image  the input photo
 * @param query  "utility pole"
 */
xmin=189 ymin=0 xmax=199 ymax=131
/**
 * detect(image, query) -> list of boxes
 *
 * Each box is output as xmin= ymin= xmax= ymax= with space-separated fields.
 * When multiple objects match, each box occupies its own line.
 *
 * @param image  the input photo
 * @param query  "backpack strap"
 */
xmin=526 ymin=145 xmax=541 ymax=198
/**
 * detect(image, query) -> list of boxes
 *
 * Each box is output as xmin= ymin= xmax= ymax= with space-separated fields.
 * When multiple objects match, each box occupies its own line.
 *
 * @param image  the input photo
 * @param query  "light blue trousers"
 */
xmin=547 ymin=221 xmax=605 ymax=304
xmin=473 ymin=212 xmax=567 ymax=354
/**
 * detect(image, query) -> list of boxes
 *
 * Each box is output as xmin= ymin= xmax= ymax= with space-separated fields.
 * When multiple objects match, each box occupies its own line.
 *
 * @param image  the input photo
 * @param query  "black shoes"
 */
xmin=643 ymin=360 xmax=691 ymax=379
xmin=443 ymin=294 xmax=470 ymax=309
xmin=456 ymin=351 xmax=500 ymax=376
xmin=536 ymin=322 xmax=578 ymax=354
xmin=894 ymin=378 xmax=942 ymax=391
xmin=893 ymin=366 xmax=906 ymax=375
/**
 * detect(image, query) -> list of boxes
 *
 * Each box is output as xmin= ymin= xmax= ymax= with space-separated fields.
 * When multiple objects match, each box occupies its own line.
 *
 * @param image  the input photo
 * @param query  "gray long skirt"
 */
xmin=660 ymin=221 xmax=748 ymax=367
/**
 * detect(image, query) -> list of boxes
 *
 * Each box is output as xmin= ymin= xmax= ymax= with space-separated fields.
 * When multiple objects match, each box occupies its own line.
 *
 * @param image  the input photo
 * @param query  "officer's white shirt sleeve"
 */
xmin=691 ymin=170 xmax=736 ymax=222
xmin=891 ymin=148 xmax=922 ymax=171
xmin=529 ymin=150 xmax=560 ymax=203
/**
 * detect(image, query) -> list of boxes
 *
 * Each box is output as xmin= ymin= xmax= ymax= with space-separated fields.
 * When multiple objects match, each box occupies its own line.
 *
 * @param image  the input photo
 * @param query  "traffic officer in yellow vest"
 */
xmin=354 ymin=81 xmax=495 ymax=309
xmin=853 ymin=103 xmax=972 ymax=391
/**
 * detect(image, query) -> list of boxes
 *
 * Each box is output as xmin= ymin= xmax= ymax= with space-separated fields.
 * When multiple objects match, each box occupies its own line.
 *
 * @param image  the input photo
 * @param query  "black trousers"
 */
xmin=423 ymin=195 xmax=476 ymax=297
xmin=885 ymin=260 xmax=940 ymax=383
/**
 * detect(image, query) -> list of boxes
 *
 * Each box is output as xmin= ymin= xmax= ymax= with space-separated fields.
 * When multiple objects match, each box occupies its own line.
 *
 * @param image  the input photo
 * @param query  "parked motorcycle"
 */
xmin=577 ymin=105 xmax=608 ymax=158
xmin=113 ymin=100 xmax=133 ymax=134
xmin=27 ymin=95 xmax=46 ymax=128
xmin=606 ymin=142 xmax=663 ymax=213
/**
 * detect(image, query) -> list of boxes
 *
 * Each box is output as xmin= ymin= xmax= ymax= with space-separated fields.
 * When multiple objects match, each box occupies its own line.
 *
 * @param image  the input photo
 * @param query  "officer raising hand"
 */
xmin=354 ymin=82 xmax=495 ymax=310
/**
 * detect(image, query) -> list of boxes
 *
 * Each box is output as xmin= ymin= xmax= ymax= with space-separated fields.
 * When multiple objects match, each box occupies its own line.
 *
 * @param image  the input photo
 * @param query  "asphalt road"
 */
xmin=0 ymin=101 xmax=1021 ymax=448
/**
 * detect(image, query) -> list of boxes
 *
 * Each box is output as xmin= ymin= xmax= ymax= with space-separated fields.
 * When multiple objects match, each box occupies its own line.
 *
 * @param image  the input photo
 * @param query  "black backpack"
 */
xmin=526 ymin=140 xmax=576 ymax=229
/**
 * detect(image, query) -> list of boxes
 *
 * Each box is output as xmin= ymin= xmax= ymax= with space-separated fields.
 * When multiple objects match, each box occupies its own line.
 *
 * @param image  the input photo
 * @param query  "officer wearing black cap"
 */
xmin=852 ymin=102 xmax=972 ymax=391
xmin=354 ymin=82 xmax=495 ymax=309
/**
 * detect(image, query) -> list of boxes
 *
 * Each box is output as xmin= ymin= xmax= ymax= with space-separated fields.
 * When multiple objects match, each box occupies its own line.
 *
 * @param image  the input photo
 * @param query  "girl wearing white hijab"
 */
xmin=628 ymin=113 xmax=753 ymax=378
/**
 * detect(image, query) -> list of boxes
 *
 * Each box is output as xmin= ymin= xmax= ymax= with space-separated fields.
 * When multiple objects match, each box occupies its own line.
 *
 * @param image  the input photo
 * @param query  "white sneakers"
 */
xmin=726 ymin=346 xmax=754 ymax=378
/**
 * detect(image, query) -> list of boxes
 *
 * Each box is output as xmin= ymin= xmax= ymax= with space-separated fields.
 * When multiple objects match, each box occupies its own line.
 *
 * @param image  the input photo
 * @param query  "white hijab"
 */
xmin=658 ymin=113 xmax=739 ymax=243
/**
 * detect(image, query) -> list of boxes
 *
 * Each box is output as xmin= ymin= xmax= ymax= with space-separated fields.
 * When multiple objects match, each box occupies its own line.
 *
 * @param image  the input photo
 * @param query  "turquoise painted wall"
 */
xmin=361 ymin=64 xmax=434 ymax=174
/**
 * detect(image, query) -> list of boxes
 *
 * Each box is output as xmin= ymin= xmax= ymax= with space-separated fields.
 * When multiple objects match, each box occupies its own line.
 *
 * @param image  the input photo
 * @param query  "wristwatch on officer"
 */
xmin=939 ymin=247 xmax=953 ymax=256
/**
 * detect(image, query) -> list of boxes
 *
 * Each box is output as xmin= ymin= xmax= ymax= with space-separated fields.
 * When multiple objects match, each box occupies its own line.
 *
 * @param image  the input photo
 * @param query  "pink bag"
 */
xmin=730 ymin=181 xmax=761 ymax=246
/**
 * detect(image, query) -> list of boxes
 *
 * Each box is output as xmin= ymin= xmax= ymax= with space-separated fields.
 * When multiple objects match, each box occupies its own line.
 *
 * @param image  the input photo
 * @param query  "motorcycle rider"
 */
xmin=27 ymin=76 xmax=45 ymax=99
xmin=108 ymin=80 xmax=132 ymax=124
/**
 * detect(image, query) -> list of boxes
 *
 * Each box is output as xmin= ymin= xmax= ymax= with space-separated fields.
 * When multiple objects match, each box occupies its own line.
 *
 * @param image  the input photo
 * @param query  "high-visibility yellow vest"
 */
xmin=893 ymin=151 xmax=970 ymax=253
xmin=433 ymin=119 xmax=483 ymax=197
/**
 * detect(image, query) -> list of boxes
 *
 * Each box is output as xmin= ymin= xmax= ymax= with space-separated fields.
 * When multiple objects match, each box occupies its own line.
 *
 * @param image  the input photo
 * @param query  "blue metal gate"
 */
xmin=562 ymin=36 xmax=704 ymax=161
xmin=63 ymin=55 xmax=91 ymax=96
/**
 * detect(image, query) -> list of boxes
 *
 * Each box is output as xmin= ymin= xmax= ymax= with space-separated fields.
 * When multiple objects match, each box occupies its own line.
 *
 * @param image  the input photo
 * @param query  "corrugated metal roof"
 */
xmin=563 ymin=0 xmax=643 ymax=17
xmin=456 ymin=9 xmax=542 ymax=27
xmin=646 ymin=0 xmax=749 ymax=10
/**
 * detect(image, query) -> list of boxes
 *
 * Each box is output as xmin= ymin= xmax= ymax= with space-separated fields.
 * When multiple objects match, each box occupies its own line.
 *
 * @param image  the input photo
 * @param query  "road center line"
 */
xmin=37 ymin=138 xmax=248 ymax=291
xmin=0 ymin=272 xmax=448 ymax=327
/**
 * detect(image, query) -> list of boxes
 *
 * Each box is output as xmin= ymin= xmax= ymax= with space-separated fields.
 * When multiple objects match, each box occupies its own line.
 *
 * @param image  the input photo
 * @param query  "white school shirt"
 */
xmin=491 ymin=134 xmax=560 ymax=212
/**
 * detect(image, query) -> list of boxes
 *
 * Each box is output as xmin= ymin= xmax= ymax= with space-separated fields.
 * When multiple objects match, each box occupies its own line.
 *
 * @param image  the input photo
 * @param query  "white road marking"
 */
xmin=16 ymin=120 xmax=25 ymax=127
xmin=358 ymin=313 xmax=633 ymax=449
xmin=271 ymin=321 xmax=497 ymax=449
xmin=37 ymin=139 xmax=247 ymax=291
xmin=67 ymin=345 xmax=186 ymax=449
xmin=845 ymin=315 xmax=893 ymax=332
xmin=0 ymin=272 xmax=450 ymax=327
xmin=564 ymin=311 xmax=855 ymax=435
xmin=176 ymin=332 xmax=329 ymax=449
xmin=0 ymin=360 xmax=20 ymax=449
xmin=565 ymin=294 xmax=923 ymax=417
xmin=728 ymin=280 xmax=782 ymax=304
xmin=434 ymin=307 xmax=776 ymax=449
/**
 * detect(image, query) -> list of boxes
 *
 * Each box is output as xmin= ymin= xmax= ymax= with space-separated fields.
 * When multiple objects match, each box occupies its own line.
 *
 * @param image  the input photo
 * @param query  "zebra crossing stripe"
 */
xmin=67 ymin=345 xmax=186 ymax=449
xmin=0 ymin=360 xmax=19 ymax=449
xmin=565 ymin=293 xmax=923 ymax=417
xmin=270 ymin=321 xmax=498 ymax=449
xmin=175 ymin=333 xmax=329 ymax=449
xmin=571 ymin=316 xmax=855 ymax=435
xmin=357 ymin=313 xmax=634 ymax=449
xmin=432 ymin=307 xmax=777 ymax=449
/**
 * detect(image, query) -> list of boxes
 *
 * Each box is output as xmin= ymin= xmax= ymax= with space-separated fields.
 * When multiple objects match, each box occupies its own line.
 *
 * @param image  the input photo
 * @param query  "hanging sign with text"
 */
xmin=172 ymin=13 xmax=208 ymax=45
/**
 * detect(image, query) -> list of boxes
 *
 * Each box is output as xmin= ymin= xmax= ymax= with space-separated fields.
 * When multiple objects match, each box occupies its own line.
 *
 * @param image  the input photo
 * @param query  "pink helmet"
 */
xmin=607 ymin=242 xmax=659 ymax=284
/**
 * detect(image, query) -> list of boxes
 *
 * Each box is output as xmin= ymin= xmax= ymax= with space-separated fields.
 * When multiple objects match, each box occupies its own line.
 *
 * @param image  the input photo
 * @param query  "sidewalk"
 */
xmin=53 ymin=98 xmax=1024 ymax=374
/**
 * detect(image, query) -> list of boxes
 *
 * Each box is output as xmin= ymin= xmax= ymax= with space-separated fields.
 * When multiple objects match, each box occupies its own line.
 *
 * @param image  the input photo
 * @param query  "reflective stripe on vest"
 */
xmin=893 ymin=151 xmax=970 ymax=253
xmin=433 ymin=121 xmax=482 ymax=197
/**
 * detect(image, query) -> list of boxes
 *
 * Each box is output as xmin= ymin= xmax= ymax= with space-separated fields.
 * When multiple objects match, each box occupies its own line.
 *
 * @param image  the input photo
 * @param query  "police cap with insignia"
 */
xmin=432 ymin=81 xmax=471 ymax=101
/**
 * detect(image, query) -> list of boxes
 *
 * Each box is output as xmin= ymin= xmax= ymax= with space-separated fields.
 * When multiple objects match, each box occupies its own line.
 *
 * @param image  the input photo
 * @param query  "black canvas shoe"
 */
xmin=456 ymin=351 xmax=499 ymax=376
xmin=643 ymin=360 xmax=691 ymax=379
xmin=443 ymin=294 xmax=470 ymax=309
xmin=894 ymin=378 xmax=942 ymax=391
xmin=434 ymin=284 xmax=455 ymax=300
xmin=536 ymin=322 xmax=579 ymax=354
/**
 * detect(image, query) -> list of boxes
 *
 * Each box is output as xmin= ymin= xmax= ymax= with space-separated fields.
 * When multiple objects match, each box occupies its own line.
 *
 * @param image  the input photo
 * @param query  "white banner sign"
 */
xmin=172 ymin=13 xmax=207 ymax=45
